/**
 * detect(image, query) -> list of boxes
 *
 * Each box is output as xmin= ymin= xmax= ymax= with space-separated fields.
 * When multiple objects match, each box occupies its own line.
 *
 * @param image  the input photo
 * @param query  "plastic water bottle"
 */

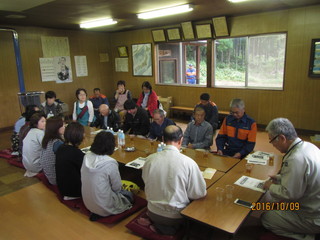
xmin=118 ymin=130 xmax=125 ymax=148
xmin=160 ymin=142 xmax=166 ymax=151
xmin=157 ymin=144 xmax=162 ymax=152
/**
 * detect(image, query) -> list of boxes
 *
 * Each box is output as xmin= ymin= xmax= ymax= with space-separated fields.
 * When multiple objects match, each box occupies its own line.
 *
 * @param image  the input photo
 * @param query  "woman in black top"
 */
xmin=55 ymin=122 xmax=85 ymax=199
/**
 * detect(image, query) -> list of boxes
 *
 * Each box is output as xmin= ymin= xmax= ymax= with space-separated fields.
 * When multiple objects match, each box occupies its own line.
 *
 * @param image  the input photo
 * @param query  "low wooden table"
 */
xmin=181 ymin=155 xmax=282 ymax=235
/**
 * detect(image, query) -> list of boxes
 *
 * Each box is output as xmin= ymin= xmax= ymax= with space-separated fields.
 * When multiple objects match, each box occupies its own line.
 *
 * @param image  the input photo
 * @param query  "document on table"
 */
xmin=234 ymin=176 xmax=266 ymax=193
xmin=245 ymin=151 xmax=272 ymax=165
xmin=125 ymin=157 xmax=146 ymax=169
xmin=201 ymin=168 xmax=217 ymax=179
xmin=81 ymin=146 xmax=118 ymax=154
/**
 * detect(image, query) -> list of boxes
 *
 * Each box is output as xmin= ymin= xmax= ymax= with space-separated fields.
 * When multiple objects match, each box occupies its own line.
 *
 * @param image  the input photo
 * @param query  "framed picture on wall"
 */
xmin=167 ymin=28 xmax=181 ymax=41
xmin=132 ymin=43 xmax=153 ymax=76
xmin=309 ymin=38 xmax=320 ymax=78
xmin=181 ymin=21 xmax=195 ymax=40
xmin=195 ymin=24 xmax=212 ymax=39
xmin=152 ymin=29 xmax=166 ymax=42
xmin=117 ymin=46 xmax=128 ymax=57
xmin=212 ymin=16 xmax=229 ymax=37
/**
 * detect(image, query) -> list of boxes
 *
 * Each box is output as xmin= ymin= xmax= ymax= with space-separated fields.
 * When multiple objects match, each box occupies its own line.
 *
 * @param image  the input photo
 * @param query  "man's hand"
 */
xmin=263 ymin=179 xmax=273 ymax=190
xmin=233 ymin=152 xmax=242 ymax=159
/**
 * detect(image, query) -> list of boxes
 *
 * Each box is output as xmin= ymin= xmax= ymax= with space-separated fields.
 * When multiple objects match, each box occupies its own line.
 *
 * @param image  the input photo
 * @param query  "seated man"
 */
xmin=195 ymin=93 xmax=219 ymax=132
xmin=262 ymin=118 xmax=320 ymax=240
xmin=91 ymin=104 xmax=120 ymax=132
xmin=89 ymin=88 xmax=109 ymax=118
xmin=142 ymin=125 xmax=206 ymax=235
xmin=216 ymin=99 xmax=257 ymax=159
xmin=122 ymin=100 xmax=150 ymax=136
xmin=148 ymin=109 xmax=175 ymax=141
xmin=182 ymin=107 xmax=213 ymax=149
xmin=39 ymin=91 xmax=63 ymax=118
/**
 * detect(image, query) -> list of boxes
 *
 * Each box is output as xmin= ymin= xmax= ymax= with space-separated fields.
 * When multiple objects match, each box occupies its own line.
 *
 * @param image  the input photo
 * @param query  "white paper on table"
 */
xmin=81 ymin=146 xmax=91 ymax=153
xmin=91 ymin=129 xmax=103 ymax=135
xmin=81 ymin=146 xmax=118 ymax=153
xmin=125 ymin=157 xmax=147 ymax=169
xmin=201 ymin=168 xmax=217 ymax=179
xmin=234 ymin=176 xmax=266 ymax=193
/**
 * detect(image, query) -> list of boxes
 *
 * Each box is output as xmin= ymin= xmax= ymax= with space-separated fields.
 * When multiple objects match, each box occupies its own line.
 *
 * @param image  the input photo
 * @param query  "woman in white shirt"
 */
xmin=22 ymin=112 xmax=46 ymax=177
xmin=72 ymin=88 xmax=94 ymax=126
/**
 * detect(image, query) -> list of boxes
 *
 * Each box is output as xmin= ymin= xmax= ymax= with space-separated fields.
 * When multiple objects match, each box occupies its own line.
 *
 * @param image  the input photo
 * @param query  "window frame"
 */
xmin=155 ymin=40 xmax=208 ymax=87
xmin=213 ymin=32 xmax=287 ymax=90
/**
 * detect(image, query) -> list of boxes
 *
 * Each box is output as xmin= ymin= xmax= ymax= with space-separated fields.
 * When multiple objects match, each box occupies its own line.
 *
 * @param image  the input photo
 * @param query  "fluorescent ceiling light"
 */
xmin=228 ymin=0 xmax=249 ymax=2
xmin=137 ymin=4 xmax=193 ymax=19
xmin=80 ymin=18 xmax=117 ymax=29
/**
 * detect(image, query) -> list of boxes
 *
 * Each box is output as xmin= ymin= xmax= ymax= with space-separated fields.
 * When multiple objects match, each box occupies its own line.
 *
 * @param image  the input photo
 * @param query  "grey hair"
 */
xmin=194 ymin=106 xmax=206 ymax=114
xmin=266 ymin=118 xmax=298 ymax=140
xmin=153 ymin=109 xmax=165 ymax=117
xmin=230 ymin=99 xmax=245 ymax=109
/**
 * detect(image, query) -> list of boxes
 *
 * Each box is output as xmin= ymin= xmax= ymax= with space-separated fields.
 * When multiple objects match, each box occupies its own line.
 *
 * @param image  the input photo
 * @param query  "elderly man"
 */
xmin=142 ymin=125 xmax=206 ymax=235
xmin=195 ymin=93 xmax=219 ymax=132
xmin=89 ymin=88 xmax=109 ymax=118
xmin=91 ymin=104 xmax=120 ymax=131
xmin=216 ymin=99 xmax=257 ymax=158
xmin=182 ymin=106 xmax=213 ymax=149
xmin=261 ymin=118 xmax=320 ymax=240
xmin=148 ymin=109 xmax=175 ymax=141
xmin=122 ymin=100 xmax=150 ymax=136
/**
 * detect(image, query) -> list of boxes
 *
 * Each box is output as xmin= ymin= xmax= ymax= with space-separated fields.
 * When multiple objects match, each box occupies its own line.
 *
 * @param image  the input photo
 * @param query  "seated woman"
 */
xmin=72 ymin=88 xmax=94 ymax=126
xmin=39 ymin=117 xmax=65 ymax=185
xmin=81 ymin=131 xmax=133 ymax=218
xmin=22 ymin=113 xmax=46 ymax=177
xmin=56 ymin=122 xmax=85 ymax=199
xmin=137 ymin=81 xmax=158 ymax=117
xmin=11 ymin=104 xmax=39 ymax=156
xmin=114 ymin=80 xmax=132 ymax=123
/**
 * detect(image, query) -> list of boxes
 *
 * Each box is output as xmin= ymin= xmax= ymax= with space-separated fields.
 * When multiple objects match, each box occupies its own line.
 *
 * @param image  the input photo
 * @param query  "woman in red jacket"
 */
xmin=137 ymin=81 xmax=158 ymax=117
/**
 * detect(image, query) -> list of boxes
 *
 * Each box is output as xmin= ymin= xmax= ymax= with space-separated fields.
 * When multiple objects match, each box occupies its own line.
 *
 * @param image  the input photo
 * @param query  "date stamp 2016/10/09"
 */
xmin=252 ymin=202 xmax=300 ymax=211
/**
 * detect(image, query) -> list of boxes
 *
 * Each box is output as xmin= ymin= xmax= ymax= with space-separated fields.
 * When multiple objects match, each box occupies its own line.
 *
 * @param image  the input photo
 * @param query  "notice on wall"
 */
xmin=41 ymin=36 xmax=70 ymax=58
xmin=39 ymin=58 xmax=56 ymax=82
xmin=115 ymin=58 xmax=129 ymax=72
xmin=74 ymin=56 xmax=88 ymax=77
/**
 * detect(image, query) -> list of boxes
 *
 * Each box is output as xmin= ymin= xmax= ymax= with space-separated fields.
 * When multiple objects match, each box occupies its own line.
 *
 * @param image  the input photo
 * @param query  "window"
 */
xmin=214 ymin=33 xmax=286 ymax=89
xmin=156 ymin=41 xmax=207 ymax=85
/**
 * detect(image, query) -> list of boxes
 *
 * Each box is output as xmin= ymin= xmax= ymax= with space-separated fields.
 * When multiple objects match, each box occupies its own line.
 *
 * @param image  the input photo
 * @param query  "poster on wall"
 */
xmin=54 ymin=56 xmax=73 ymax=83
xmin=132 ymin=43 xmax=152 ymax=76
xmin=39 ymin=58 xmax=56 ymax=82
xmin=74 ymin=56 xmax=88 ymax=77
xmin=115 ymin=58 xmax=129 ymax=72
xmin=41 ymin=36 xmax=70 ymax=58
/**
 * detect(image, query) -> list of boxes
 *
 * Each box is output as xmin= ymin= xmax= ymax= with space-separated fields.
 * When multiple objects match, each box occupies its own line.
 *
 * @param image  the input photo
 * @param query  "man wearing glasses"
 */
xmin=216 ymin=98 xmax=257 ymax=158
xmin=261 ymin=118 xmax=320 ymax=240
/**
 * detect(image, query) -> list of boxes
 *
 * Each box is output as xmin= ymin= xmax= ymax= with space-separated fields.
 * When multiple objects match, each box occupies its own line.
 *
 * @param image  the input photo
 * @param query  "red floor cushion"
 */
xmin=80 ymin=195 xmax=147 ymax=224
xmin=126 ymin=209 xmax=184 ymax=240
xmin=35 ymin=172 xmax=84 ymax=209
xmin=260 ymin=232 xmax=295 ymax=240
xmin=7 ymin=158 xmax=24 ymax=169
xmin=0 ymin=148 xmax=17 ymax=159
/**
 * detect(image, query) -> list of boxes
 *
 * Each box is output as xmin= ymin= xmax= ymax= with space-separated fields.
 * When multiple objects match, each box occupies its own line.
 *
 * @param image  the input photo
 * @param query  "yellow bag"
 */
xmin=121 ymin=180 xmax=140 ymax=194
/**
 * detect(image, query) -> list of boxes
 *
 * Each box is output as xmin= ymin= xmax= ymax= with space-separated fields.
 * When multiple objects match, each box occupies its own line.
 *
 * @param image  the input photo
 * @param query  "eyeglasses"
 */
xmin=269 ymin=135 xmax=279 ymax=144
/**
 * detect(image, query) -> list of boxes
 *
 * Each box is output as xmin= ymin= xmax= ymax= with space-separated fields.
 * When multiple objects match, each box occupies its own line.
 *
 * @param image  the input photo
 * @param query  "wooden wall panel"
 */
xmin=0 ymin=26 xmax=112 ymax=128
xmin=109 ymin=5 xmax=320 ymax=131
